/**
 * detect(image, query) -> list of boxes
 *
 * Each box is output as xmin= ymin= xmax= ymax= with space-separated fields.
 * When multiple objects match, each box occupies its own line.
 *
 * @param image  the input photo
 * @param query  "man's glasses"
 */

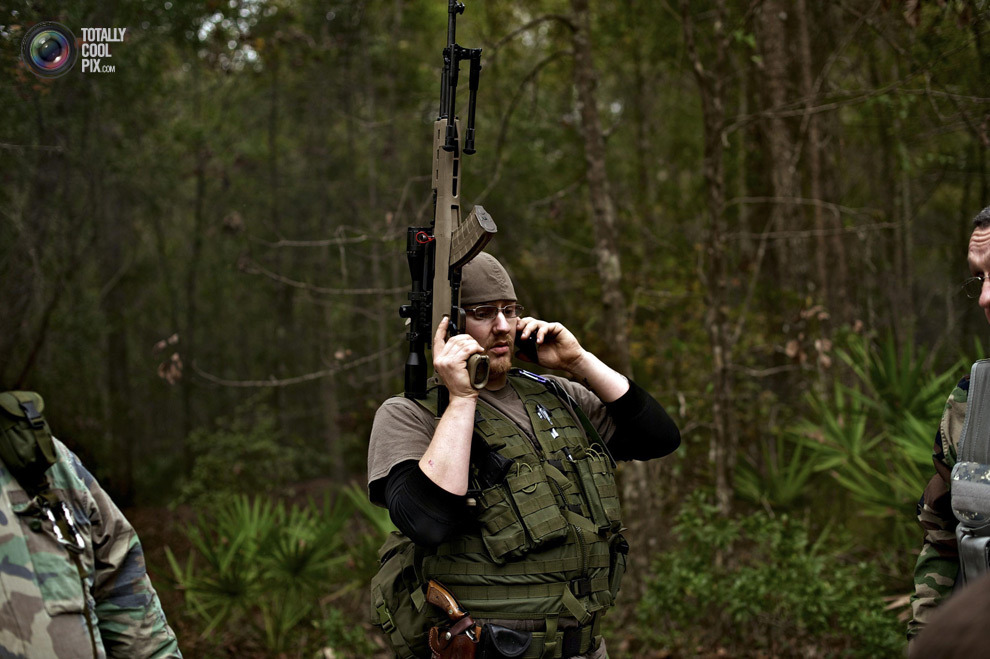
xmin=465 ymin=304 xmax=525 ymax=321
xmin=963 ymin=275 xmax=989 ymax=299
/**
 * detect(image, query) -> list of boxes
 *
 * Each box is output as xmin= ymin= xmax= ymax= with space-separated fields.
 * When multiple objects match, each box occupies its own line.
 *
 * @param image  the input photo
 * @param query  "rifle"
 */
xmin=400 ymin=0 xmax=496 ymax=416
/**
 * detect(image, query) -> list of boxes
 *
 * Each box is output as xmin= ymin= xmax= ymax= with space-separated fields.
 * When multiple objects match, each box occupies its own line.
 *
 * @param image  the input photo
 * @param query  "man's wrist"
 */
xmin=564 ymin=349 xmax=593 ymax=378
xmin=446 ymin=392 xmax=480 ymax=408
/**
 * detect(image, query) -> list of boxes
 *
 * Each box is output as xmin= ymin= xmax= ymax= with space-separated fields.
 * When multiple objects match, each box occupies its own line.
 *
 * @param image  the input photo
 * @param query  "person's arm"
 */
xmin=908 ymin=377 xmax=967 ymax=641
xmin=372 ymin=317 xmax=481 ymax=547
xmin=516 ymin=318 xmax=628 ymax=402
xmin=516 ymin=317 xmax=680 ymax=460
xmin=62 ymin=445 xmax=182 ymax=658
xmin=603 ymin=379 xmax=680 ymax=460
xmin=908 ymin=472 xmax=959 ymax=640
xmin=417 ymin=316 xmax=485 ymax=496
xmin=384 ymin=460 xmax=468 ymax=546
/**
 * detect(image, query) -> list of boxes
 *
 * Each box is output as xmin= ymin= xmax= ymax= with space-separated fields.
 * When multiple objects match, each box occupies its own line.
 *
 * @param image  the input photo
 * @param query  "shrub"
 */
xmin=636 ymin=493 xmax=904 ymax=657
xmin=166 ymin=493 xmax=376 ymax=657
xmin=177 ymin=399 xmax=329 ymax=505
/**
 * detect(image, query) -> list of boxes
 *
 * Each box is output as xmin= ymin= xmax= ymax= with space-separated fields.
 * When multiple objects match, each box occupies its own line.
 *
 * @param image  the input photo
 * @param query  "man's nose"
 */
xmin=492 ymin=310 xmax=511 ymax=331
xmin=980 ymin=278 xmax=990 ymax=309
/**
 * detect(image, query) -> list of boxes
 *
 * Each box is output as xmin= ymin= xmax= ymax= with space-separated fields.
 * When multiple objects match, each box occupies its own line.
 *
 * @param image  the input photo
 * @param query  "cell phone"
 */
xmin=515 ymin=329 xmax=540 ymax=364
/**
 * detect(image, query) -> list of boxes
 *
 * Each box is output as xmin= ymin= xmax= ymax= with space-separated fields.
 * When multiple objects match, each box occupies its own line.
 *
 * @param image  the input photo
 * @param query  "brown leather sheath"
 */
xmin=428 ymin=625 xmax=477 ymax=659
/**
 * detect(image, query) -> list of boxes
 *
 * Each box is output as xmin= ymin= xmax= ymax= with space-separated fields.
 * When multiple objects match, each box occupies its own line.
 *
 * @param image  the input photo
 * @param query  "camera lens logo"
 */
xmin=21 ymin=22 xmax=78 ymax=78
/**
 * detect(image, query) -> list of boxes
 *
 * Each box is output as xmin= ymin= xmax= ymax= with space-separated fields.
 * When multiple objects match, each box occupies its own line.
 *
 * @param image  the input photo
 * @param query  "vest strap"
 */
xmin=426 ymin=552 xmax=609 ymax=577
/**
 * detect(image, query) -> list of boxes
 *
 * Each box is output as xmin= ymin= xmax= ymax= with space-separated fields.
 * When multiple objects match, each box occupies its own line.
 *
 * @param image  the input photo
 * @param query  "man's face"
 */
xmin=464 ymin=299 xmax=517 ymax=377
xmin=968 ymin=227 xmax=990 ymax=324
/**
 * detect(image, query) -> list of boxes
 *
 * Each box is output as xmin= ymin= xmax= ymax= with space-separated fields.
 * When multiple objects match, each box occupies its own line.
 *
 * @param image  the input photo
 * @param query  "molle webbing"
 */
xmin=412 ymin=373 xmax=620 ymax=653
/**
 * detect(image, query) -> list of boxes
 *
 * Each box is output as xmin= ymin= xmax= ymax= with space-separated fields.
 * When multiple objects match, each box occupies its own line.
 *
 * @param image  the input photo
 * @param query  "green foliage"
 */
xmin=636 ymin=493 xmax=905 ymax=657
xmin=838 ymin=331 xmax=960 ymax=427
xmin=737 ymin=331 xmax=961 ymax=556
xmin=340 ymin=482 xmax=399 ymax=581
xmin=177 ymin=399 xmax=329 ymax=505
xmin=735 ymin=432 xmax=818 ymax=509
xmin=165 ymin=493 xmax=365 ymax=656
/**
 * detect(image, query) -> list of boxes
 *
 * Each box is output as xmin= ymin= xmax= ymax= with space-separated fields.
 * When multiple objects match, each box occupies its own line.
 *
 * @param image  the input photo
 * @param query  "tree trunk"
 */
xmin=682 ymin=0 xmax=737 ymax=516
xmin=569 ymin=0 xmax=631 ymax=377
xmin=755 ymin=0 xmax=800 ymax=283
xmin=182 ymin=72 xmax=208 ymax=472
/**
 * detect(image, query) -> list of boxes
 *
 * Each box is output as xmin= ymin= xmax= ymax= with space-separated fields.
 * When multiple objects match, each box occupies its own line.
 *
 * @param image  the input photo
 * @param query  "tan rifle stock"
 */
xmin=430 ymin=119 xmax=496 ymax=392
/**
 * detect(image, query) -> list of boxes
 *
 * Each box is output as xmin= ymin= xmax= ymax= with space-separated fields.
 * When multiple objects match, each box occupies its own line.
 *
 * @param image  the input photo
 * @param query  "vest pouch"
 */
xmin=506 ymin=462 xmax=569 ymax=550
xmin=370 ymin=532 xmax=435 ymax=659
xmin=585 ymin=447 xmax=622 ymax=533
xmin=571 ymin=451 xmax=621 ymax=535
xmin=607 ymin=533 xmax=629 ymax=601
xmin=0 ymin=391 xmax=58 ymax=494
xmin=478 ymin=462 xmax=568 ymax=562
xmin=952 ymin=461 xmax=990 ymax=525
xmin=957 ymin=527 xmax=990 ymax=587
xmin=477 ymin=484 xmax=528 ymax=562
xmin=952 ymin=461 xmax=990 ymax=587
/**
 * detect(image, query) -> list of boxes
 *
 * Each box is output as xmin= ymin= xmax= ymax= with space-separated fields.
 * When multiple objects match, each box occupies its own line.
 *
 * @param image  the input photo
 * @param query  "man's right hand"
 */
xmin=433 ymin=316 xmax=485 ymax=399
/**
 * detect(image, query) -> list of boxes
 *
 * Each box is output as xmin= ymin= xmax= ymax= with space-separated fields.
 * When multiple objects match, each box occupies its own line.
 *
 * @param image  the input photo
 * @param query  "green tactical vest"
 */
xmin=371 ymin=370 xmax=629 ymax=659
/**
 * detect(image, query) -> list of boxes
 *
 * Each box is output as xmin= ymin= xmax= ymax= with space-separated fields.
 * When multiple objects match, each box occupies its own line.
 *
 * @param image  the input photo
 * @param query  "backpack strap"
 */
xmin=0 ymin=391 xmax=58 ymax=494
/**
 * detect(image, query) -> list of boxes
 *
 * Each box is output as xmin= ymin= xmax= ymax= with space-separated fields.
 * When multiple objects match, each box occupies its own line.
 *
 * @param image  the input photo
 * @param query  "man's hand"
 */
xmin=515 ymin=317 xmax=587 ymax=373
xmin=433 ymin=316 xmax=485 ymax=399
xmin=516 ymin=316 xmax=630 ymax=403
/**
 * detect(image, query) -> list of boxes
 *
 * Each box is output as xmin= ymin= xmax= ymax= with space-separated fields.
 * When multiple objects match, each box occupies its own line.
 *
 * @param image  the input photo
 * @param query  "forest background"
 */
xmin=2 ymin=0 xmax=989 ymax=656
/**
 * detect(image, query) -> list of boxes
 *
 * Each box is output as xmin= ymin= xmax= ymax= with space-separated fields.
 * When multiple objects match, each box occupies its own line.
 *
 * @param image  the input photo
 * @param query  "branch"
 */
xmin=249 ymin=233 xmax=376 ymax=248
xmin=723 ymin=196 xmax=896 ymax=240
xmin=727 ymin=363 xmax=801 ymax=378
xmin=474 ymin=50 xmax=571 ymax=205
xmin=193 ymin=340 xmax=403 ymax=388
xmin=0 ymin=142 xmax=65 ymax=152
xmin=489 ymin=14 xmax=577 ymax=56
xmin=238 ymin=257 xmax=406 ymax=295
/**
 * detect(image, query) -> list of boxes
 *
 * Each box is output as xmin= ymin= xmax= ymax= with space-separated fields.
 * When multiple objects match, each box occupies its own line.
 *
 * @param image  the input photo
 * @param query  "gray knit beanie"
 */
xmin=460 ymin=253 xmax=516 ymax=305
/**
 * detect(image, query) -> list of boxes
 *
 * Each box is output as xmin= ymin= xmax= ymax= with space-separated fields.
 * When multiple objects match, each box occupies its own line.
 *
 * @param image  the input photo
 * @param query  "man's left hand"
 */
xmin=515 ymin=317 xmax=588 ymax=374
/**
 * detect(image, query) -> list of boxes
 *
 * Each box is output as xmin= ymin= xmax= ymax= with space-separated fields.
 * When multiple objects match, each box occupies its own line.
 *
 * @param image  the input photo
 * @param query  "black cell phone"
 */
xmin=515 ymin=329 xmax=540 ymax=364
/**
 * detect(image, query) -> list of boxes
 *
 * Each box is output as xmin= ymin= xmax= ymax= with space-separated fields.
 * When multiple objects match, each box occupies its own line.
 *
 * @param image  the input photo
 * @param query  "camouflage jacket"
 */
xmin=908 ymin=376 xmax=968 ymax=639
xmin=0 ymin=438 xmax=182 ymax=658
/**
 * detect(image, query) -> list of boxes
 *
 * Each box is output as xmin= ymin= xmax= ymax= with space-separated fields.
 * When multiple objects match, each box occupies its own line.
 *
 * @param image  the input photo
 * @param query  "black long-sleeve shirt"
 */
xmin=384 ymin=379 xmax=679 ymax=545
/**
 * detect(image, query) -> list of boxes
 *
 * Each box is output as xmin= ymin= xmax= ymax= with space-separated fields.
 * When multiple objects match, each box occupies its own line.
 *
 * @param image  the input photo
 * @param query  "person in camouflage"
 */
xmin=0 ymin=415 xmax=182 ymax=656
xmin=908 ymin=205 xmax=990 ymax=641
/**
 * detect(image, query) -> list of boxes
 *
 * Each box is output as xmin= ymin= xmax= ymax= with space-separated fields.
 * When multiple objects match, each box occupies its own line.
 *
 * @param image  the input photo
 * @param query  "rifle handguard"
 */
xmin=467 ymin=354 xmax=489 ymax=389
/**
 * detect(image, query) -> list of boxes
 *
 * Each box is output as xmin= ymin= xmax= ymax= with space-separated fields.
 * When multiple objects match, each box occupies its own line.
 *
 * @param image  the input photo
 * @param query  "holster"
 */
xmin=429 ymin=625 xmax=477 ymax=659
xmin=479 ymin=624 xmax=532 ymax=659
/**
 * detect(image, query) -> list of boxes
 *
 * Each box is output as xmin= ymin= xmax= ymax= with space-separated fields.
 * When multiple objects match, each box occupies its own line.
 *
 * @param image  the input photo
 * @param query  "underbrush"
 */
xmin=634 ymin=493 xmax=905 ymax=657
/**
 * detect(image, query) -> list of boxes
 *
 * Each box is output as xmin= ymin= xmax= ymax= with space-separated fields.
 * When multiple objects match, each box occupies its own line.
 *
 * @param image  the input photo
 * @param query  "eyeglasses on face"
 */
xmin=464 ymin=304 xmax=525 ymax=321
xmin=962 ymin=275 xmax=989 ymax=299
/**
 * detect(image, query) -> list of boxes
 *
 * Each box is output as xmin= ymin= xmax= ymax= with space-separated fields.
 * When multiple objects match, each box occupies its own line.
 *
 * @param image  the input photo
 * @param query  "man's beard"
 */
xmin=485 ymin=332 xmax=514 ymax=376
